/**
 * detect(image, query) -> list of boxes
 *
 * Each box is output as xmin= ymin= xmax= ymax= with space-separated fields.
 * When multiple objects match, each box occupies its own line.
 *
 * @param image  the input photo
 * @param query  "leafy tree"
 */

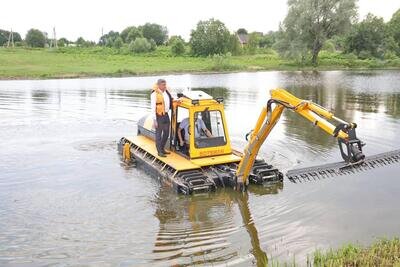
xmin=0 ymin=29 xmax=22 ymax=46
xmin=279 ymin=0 xmax=357 ymax=65
xmin=113 ymin=37 xmax=123 ymax=49
xmin=25 ymin=29 xmax=46 ymax=47
xmin=237 ymin=28 xmax=248 ymax=35
xmin=170 ymin=38 xmax=185 ymax=56
xmin=121 ymin=26 xmax=143 ymax=43
xmin=190 ymin=18 xmax=231 ymax=56
xmin=322 ymin=39 xmax=336 ymax=52
xmin=246 ymin=32 xmax=261 ymax=54
xmin=0 ymin=33 xmax=6 ymax=46
xmin=99 ymin=31 xmax=120 ymax=46
xmin=259 ymin=31 xmax=277 ymax=48
xmin=139 ymin=23 xmax=168 ymax=45
xmin=228 ymin=33 xmax=242 ymax=55
xmin=388 ymin=9 xmax=400 ymax=54
xmin=331 ymin=35 xmax=347 ymax=51
xmin=13 ymin=31 xmax=22 ymax=42
xmin=129 ymin=37 xmax=152 ymax=53
xmin=275 ymin=26 xmax=308 ymax=62
xmin=168 ymin=35 xmax=185 ymax=45
xmin=58 ymin=37 xmax=69 ymax=47
xmin=76 ymin=37 xmax=88 ymax=47
xmin=121 ymin=26 xmax=138 ymax=42
xmin=126 ymin=27 xmax=142 ymax=43
xmin=345 ymin=14 xmax=386 ymax=58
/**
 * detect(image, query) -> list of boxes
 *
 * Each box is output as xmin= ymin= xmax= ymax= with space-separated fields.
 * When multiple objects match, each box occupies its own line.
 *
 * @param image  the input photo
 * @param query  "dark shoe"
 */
xmin=163 ymin=151 xmax=171 ymax=155
xmin=158 ymin=152 xmax=167 ymax=157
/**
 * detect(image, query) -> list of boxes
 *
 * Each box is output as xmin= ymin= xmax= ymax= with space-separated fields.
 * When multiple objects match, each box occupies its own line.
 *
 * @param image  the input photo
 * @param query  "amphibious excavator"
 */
xmin=118 ymin=89 xmax=400 ymax=194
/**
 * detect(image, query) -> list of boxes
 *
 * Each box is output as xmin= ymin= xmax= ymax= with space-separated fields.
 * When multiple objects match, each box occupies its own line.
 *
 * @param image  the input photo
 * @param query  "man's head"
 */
xmin=157 ymin=79 xmax=167 ymax=91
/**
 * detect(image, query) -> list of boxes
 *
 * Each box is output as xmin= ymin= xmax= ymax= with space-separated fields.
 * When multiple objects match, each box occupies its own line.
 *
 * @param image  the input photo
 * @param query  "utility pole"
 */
xmin=50 ymin=27 xmax=57 ymax=48
xmin=101 ymin=27 xmax=104 ymax=46
xmin=7 ymin=28 xmax=14 ymax=48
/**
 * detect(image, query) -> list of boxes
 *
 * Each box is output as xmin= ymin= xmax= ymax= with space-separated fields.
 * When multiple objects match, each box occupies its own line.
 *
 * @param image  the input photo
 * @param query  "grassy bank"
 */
xmin=271 ymin=238 xmax=400 ymax=266
xmin=1 ymin=47 xmax=400 ymax=79
xmin=312 ymin=238 xmax=400 ymax=267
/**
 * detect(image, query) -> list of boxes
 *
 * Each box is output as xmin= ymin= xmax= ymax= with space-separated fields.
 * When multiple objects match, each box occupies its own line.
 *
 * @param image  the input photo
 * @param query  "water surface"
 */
xmin=1 ymin=70 xmax=400 ymax=266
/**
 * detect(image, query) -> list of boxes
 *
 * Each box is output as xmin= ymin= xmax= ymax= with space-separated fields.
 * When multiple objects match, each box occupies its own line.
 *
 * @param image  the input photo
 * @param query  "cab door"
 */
xmin=189 ymin=105 xmax=232 ymax=159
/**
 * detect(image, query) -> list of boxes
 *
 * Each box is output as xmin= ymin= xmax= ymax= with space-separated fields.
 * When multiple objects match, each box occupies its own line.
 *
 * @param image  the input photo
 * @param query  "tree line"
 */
xmin=276 ymin=0 xmax=400 ymax=65
xmin=1 ymin=0 xmax=399 ymax=65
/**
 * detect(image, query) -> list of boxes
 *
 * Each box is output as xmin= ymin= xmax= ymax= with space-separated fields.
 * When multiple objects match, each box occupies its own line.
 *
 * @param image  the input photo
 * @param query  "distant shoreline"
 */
xmin=2 ymin=67 xmax=400 ymax=81
xmin=1 ymin=48 xmax=399 ymax=80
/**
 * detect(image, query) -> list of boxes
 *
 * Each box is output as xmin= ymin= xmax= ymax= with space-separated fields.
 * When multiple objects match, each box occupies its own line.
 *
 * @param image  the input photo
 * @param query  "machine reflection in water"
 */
xmin=151 ymin=183 xmax=283 ymax=266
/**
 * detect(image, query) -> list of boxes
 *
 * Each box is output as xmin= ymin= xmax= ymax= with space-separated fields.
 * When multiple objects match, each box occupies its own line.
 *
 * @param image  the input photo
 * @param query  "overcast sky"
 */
xmin=2 ymin=0 xmax=399 ymax=41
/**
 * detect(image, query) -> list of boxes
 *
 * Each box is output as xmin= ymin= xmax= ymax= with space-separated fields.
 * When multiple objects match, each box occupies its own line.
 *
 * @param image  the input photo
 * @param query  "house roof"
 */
xmin=237 ymin=33 xmax=249 ymax=44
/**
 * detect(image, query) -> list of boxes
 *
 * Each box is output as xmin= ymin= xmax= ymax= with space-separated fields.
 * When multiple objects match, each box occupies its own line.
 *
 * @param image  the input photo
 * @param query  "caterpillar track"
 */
xmin=118 ymin=138 xmax=283 ymax=195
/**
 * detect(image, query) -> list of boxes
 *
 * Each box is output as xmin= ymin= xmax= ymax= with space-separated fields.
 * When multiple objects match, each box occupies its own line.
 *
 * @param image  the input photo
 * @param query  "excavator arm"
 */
xmin=235 ymin=88 xmax=365 ymax=189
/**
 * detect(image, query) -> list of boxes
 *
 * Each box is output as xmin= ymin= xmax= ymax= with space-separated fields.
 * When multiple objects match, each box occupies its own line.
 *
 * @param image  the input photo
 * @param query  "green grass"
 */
xmin=269 ymin=238 xmax=400 ymax=267
xmin=0 ymin=47 xmax=399 ymax=79
xmin=312 ymin=238 xmax=400 ymax=267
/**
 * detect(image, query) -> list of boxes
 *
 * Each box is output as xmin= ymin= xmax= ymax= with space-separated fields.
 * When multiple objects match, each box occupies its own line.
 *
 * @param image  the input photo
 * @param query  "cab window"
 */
xmin=177 ymin=106 xmax=189 ymax=123
xmin=194 ymin=110 xmax=226 ymax=148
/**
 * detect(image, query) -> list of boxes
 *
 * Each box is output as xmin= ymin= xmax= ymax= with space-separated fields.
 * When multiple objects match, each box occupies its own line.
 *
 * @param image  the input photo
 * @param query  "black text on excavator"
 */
xmin=118 ymin=88 xmax=400 ymax=194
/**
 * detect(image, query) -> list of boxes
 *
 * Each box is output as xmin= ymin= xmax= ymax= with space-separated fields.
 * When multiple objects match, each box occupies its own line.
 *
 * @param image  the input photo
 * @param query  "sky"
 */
xmin=1 ymin=0 xmax=400 ymax=42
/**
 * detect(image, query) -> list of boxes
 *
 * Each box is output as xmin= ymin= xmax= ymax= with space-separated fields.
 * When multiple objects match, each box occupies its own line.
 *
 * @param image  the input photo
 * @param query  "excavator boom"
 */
xmin=236 ymin=88 xmax=367 ymax=189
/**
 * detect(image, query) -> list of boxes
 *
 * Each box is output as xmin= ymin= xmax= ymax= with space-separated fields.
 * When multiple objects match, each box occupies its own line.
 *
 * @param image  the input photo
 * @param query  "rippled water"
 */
xmin=1 ymin=71 xmax=400 ymax=266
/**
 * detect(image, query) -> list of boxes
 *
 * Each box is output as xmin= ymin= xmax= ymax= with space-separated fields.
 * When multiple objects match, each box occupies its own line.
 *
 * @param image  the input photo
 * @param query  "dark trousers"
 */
xmin=179 ymin=143 xmax=189 ymax=155
xmin=156 ymin=114 xmax=170 ymax=154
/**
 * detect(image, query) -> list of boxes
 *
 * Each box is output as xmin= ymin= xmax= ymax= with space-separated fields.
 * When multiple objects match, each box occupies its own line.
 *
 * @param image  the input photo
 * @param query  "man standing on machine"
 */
xmin=151 ymin=79 xmax=173 ymax=157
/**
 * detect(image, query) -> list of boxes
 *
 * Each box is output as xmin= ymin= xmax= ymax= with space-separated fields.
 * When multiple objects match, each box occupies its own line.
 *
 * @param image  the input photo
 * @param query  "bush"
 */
xmin=76 ymin=37 xmax=92 ymax=47
xmin=148 ymin=38 xmax=157 ymax=51
xmin=170 ymin=39 xmax=185 ymax=56
xmin=384 ymin=51 xmax=398 ymax=60
xmin=358 ymin=50 xmax=372 ymax=59
xmin=58 ymin=38 xmax=69 ymax=47
xmin=168 ymin=35 xmax=185 ymax=45
xmin=14 ymin=41 xmax=25 ymax=47
xmin=25 ymin=29 xmax=46 ymax=47
xmin=113 ymin=37 xmax=123 ymax=49
xmin=322 ymin=40 xmax=336 ymax=52
xmin=129 ymin=37 xmax=152 ymax=53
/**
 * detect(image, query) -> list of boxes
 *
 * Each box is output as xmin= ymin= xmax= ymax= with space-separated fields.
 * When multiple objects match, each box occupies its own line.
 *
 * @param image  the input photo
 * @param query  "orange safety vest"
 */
xmin=152 ymin=84 xmax=172 ymax=116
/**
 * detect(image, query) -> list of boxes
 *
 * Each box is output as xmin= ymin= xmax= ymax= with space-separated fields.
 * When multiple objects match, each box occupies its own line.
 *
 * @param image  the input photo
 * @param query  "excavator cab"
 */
xmin=171 ymin=91 xmax=232 ymax=159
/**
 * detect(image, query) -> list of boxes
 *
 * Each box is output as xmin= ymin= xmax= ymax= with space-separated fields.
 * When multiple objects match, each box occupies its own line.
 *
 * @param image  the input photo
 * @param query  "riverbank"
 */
xmin=312 ymin=238 xmax=400 ymax=266
xmin=1 ymin=47 xmax=400 ymax=80
xmin=273 ymin=238 xmax=400 ymax=266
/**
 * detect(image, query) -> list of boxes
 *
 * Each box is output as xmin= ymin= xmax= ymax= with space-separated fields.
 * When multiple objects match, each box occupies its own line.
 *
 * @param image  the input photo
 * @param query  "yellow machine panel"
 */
xmin=127 ymin=135 xmax=200 ymax=171
xmin=190 ymin=154 xmax=242 ymax=167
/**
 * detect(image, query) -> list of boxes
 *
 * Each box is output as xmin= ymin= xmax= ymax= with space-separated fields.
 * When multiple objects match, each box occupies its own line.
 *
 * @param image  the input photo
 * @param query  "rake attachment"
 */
xmin=287 ymin=149 xmax=400 ymax=182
